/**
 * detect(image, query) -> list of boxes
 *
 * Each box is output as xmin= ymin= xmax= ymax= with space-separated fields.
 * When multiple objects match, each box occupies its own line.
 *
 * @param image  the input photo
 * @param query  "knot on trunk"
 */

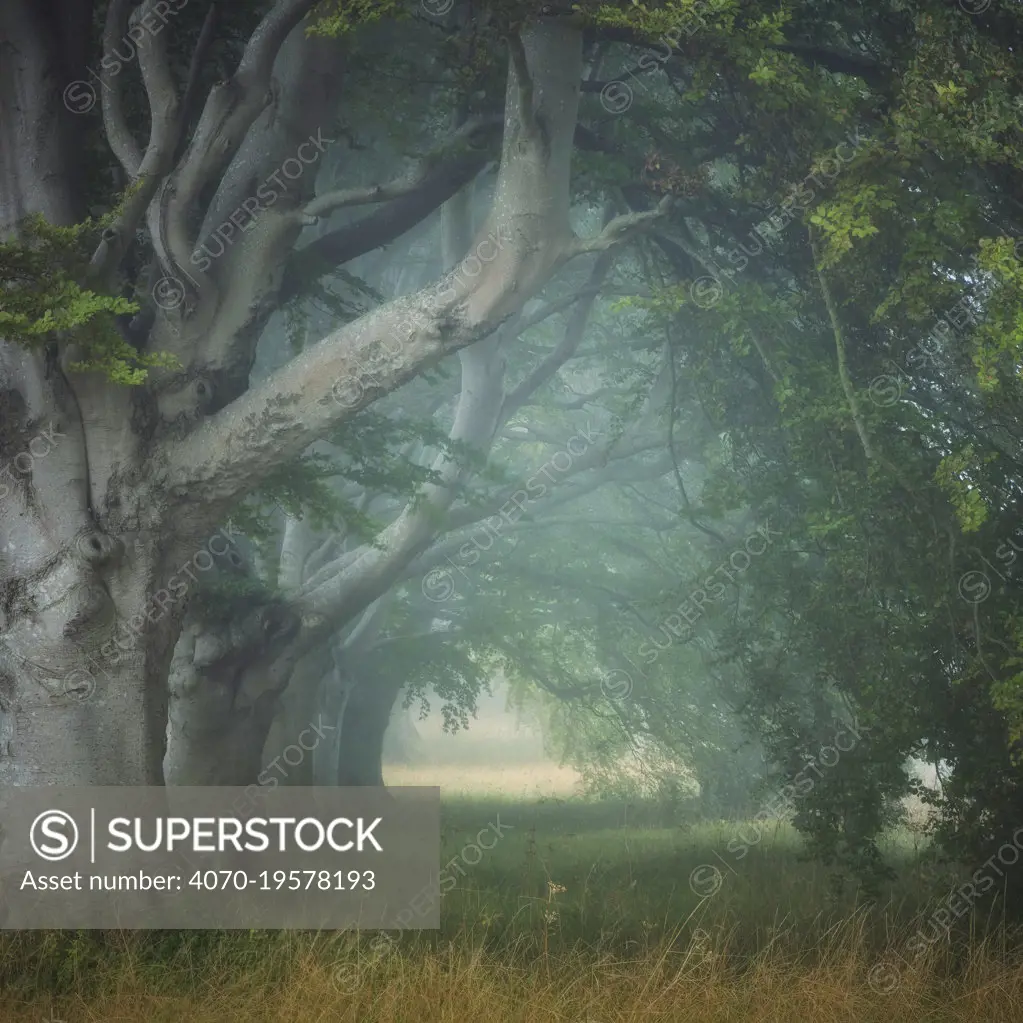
xmin=74 ymin=529 xmax=124 ymax=568
xmin=228 ymin=601 xmax=302 ymax=660
xmin=155 ymin=373 xmax=217 ymax=432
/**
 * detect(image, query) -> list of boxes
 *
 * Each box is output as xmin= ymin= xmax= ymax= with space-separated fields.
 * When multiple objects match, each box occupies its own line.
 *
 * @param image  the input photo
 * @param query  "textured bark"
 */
xmin=259 ymin=646 xmax=334 ymax=787
xmin=0 ymin=0 xmax=170 ymax=788
xmin=2 ymin=5 xmax=666 ymax=793
xmin=163 ymin=594 xmax=302 ymax=785
xmin=146 ymin=21 xmax=346 ymax=404
xmin=159 ymin=22 xmax=588 ymax=509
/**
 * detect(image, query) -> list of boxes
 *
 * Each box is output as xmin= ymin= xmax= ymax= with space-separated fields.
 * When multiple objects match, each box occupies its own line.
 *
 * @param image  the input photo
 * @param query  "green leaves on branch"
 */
xmin=934 ymin=446 xmax=992 ymax=533
xmin=809 ymin=186 xmax=894 ymax=268
xmin=971 ymin=236 xmax=1023 ymax=393
xmin=306 ymin=0 xmax=406 ymax=38
xmin=0 ymin=214 xmax=129 ymax=335
xmin=0 ymin=213 xmax=179 ymax=385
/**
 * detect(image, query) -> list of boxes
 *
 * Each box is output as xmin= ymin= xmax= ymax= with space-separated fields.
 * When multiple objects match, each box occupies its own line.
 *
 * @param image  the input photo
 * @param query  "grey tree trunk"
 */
xmin=3 ymin=3 xmax=667 ymax=794
xmin=0 ymin=0 xmax=170 ymax=787
xmin=383 ymin=689 xmax=424 ymax=766
xmin=163 ymin=593 xmax=302 ymax=785
xmin=333 ymin=663 xmax=404 ymax=787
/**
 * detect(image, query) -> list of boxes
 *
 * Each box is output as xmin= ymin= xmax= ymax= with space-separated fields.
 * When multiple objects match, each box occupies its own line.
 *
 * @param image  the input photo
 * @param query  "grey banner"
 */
xmin=0 ymin=786 xmax=439 ymax=929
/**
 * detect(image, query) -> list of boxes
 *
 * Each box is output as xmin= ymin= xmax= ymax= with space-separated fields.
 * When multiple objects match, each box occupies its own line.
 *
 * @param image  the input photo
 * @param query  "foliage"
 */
xmin=0 ymin=212 xmax=178 ymax=385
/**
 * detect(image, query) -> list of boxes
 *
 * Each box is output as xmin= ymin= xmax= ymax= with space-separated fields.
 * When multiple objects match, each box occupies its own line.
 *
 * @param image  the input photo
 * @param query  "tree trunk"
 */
xmin=3 ymin=8 xmax=657 ymax=794
xmin=260 ymin=646 xmax=334 ymax=787
xmin=0 ymin=0 xmax=170 ymax=788
xmin=252 ymin=645 xmax=403 ymax=789
xmin=164 ymin=592 xmax=302 ymax=785
xmin=383 ymin=688 xmax=424 ymax=766
xmin=334 ymin=664 xmax=404 ymax=787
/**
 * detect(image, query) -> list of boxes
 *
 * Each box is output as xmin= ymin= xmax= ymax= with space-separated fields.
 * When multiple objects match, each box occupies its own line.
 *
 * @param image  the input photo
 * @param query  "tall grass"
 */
xmin=3 ymin=795 xmax=1022 ymax=1021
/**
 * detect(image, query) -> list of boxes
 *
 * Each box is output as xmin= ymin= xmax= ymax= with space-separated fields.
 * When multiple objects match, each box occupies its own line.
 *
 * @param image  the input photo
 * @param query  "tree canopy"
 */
xmin=2 ymin=0 xmax=1023 ymax=910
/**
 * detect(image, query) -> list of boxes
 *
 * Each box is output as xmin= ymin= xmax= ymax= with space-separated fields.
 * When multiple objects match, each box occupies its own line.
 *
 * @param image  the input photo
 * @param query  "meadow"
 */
xmin=2 ymin=793 xmax=1023 ymax=1021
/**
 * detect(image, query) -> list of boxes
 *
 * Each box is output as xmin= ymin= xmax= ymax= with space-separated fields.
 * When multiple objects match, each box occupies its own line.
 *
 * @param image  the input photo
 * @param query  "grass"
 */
xmin=3 ymin=794 xmax=1023 ymax=1021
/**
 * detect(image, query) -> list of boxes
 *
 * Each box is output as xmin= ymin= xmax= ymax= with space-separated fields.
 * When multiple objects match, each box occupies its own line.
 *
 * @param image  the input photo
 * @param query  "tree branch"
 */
xmin=567 ymin=194 xmax=673 ymax=256
xmin=173 ymin=2 xmax=219 ymax=166
xmin=163 ymin=23 xmax=585 ymax=514
xmin=89 ymin=0 xmax=187 ymax=287
xmin=499 ymin=248 xmax=614 ymax=424
xmin=302 ymin=178 xmax=426 ymax=219
xmin=160 ymin=0 xmax=319 ymax=285
xmin=811 ymin=232 xmax=875 ymax=463
xmin=100 ymin=0 xmax=142 ymax=175
xmin=279 ymin=117 xmax=502 ymax=302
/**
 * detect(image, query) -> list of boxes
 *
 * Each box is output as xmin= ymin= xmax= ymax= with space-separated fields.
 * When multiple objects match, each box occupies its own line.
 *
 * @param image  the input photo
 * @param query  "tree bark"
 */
xmin=333 ymin=658 xmax=404 ymax=787
xmin=163 ymin=592 xmax=302 ymax=785
xmin=0 ymin=0 xmax=170 ymax=788
xmin=3 ymin=8 xmax=668 ymax=793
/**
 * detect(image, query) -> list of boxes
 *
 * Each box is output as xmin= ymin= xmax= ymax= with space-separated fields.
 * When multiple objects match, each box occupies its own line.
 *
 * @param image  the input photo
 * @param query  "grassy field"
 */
xmin=3 ymin=795 xmax=1023 ymax=1021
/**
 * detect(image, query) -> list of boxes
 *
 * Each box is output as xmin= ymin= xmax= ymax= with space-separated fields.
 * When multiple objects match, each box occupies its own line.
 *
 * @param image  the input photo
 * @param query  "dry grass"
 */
xmin=6 ymin=928 xmax=1023 ymax=1022
xmin=5 ymin=795 xmax=1023 ymax=1022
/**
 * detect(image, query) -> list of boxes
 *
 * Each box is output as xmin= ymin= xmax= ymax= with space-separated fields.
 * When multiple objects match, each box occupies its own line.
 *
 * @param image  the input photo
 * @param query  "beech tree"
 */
xmin=0 ymin=0 xmax=675 ymax=788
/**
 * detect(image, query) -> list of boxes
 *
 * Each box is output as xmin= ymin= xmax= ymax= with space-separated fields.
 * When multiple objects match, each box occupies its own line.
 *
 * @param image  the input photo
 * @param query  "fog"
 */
xmin=3 ymin=0 xmax=1023 ymax=1018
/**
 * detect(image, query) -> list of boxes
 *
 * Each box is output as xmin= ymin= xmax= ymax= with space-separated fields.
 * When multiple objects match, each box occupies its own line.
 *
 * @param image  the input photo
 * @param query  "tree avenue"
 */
xmin=3 ymin=0 xmax=1023 ymax=910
